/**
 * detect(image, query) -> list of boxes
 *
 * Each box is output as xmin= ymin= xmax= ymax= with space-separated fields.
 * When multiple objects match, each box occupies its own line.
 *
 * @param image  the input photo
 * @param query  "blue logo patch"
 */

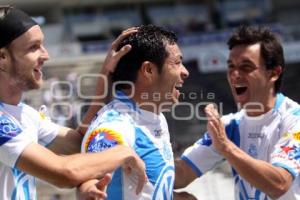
xmin=248 ymin=143 xmax=258 ymax=158
xmin=0 ymin=114 xmax=22 ymax=145
xmin=87 ymin=132 xmax=118 ymax=152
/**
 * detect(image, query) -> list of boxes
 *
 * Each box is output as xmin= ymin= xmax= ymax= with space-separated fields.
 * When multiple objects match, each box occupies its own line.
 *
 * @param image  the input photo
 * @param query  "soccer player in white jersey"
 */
xmin=0 ymin=6 xmax=147 ymax=200
xmin=81 ymin=24 xmax=189 ymax=199
xmin=174 ymin=26 xmax=300 ymax=200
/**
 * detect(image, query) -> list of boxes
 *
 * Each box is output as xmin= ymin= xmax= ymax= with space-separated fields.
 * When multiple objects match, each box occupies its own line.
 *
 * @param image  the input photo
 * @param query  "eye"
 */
xmin=240 ymin=64 xmax=255 ymax=73
xmin=176 ymin=61 xmax=182 ymax=65
xmin=29 ymin=44 xmax=40 ymax=51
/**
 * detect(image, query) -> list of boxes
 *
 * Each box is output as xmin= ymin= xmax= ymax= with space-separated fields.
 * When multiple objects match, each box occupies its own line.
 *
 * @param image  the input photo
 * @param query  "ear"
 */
xmin=140 ymin=61 xmax=157 ymax=82
xmin=0 ymin=48 xmax=6 ymax=70
xmin=269 ymin=66 xmax=282 ymax=82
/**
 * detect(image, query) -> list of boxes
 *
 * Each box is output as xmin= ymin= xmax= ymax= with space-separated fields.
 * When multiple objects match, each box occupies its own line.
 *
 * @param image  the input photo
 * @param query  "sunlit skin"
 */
xmin=153 ymin=44 xmax=189 ymax=105
xmin=132 ymin=43 xmax=189 ymax=113
xmin=0 ymin=25 xmax=49 ymax=105
xmin=227 ymin=43 xmax=279 ymax=116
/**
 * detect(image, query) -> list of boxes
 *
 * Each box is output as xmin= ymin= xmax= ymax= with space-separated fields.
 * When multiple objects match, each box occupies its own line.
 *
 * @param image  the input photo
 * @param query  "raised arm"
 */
xmin=48 ymin=28 xmax=138 ymax=155
xmin=204 ymin=104 xmax=293 ymax=199
xmin=77 ymin=27 xmax=138 ymax=136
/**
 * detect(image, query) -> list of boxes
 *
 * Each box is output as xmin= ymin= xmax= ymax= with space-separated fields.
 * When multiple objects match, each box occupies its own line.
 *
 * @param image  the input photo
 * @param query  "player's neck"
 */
xmin=123 ymin=88 xmax=160 ymax=114
xmin=0 ymin=77 xmax=22 ymax=105
xmin=245 ymin=93 xmax=277 ymax=117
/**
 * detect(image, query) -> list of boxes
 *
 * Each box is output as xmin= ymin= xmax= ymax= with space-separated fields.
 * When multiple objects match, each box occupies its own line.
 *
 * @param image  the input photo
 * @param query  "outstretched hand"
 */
xmin=204 ymin=104 xmax=229 ymax=152
xmin=101 ymin=27 xmax=138 ymax=74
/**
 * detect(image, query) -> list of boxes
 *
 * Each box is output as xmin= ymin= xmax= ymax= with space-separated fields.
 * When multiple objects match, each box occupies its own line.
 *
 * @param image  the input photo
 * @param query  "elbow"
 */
xmin=267 ymin=182 xmax=290 ymax=199
xmin=51 ymin=165 xmax=85 ymax=188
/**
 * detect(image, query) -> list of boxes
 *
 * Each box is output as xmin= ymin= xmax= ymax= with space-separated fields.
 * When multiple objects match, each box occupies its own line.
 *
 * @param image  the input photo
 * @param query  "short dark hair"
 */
xmin=227 ymin=25 xmax=285 ymax=93
xmin=111 ymin=24 xmax=177 ymax=90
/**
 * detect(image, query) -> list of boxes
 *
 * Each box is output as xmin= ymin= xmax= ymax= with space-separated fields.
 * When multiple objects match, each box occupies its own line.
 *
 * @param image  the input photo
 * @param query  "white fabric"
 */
xmin=0 ymin=102 xmax=59 ymax=200
xmin=182 ymin=93 xmax=300 ymax=200
xmin=81 ymin=91 xmax=174 ymax=200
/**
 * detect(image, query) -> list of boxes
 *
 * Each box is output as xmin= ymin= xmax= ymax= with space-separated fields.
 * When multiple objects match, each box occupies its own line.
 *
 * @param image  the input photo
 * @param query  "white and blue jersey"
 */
xmin=182 ymin=93 xmax=300 ymax=200
xmin=0 ymin=102 xmax=59 ymax=200
xmin=81 ymin=91 xmax=174 ymax=200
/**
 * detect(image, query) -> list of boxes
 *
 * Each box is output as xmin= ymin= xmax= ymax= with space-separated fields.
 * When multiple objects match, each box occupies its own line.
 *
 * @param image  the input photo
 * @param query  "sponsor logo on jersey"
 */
xmin=154 ymin=129 xmax=162 ymax=137
xmin=0 ymin=114 xmax=22 ymax=145
xmin=84 ymin=127 xmax=126 ymax=152
xmin=248 ymin=132 xmax=265 ymax=139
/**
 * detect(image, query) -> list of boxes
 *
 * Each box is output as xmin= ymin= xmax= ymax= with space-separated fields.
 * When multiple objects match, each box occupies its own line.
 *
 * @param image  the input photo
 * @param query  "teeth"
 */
xmin=175 ymin=83 xmax=183 ymax=88
xmin=235 ymin=84 xmax=246 ymax=88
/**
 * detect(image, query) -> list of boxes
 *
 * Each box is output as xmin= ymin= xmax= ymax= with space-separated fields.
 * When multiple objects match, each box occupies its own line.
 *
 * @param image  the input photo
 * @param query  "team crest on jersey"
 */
xmin=84 ymin=127 xmax=126 ymax=152
xmin=0 ymin=114 xmax=22 ymax=145
xmin=248 ymin=144 xmax=258 ymax=158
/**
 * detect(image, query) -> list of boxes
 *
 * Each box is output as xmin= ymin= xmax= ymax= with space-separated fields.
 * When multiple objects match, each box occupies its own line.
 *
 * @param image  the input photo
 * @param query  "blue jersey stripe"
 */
xmin=23 ymin=180 xmax=30 ymax=200
xmin=255 ymin=189 xmax=261 ymax=200
xmin=180 ymin=155 xmax=203 ymax=177
xmin=115 ymin=90 xmax=140 ymax=113
xmin=273 ymin=93 xmax=284 ymax=111
xmin=239 ymin=180 xmax=251 ymax=199
xmin=152 ymin=166 xmax=174 ymax=200
xmin=107 ymin=168 xmax=123 ymax=200
xmin=134 ymin=127 xmax=165 ymax=185
xmin=225 ymin=119 xmax=241 ymax=147
xmin=272 ymin=162 xmax=297 ymax=178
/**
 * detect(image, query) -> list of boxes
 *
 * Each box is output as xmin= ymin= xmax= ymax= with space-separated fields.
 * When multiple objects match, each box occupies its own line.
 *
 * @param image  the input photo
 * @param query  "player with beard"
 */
xmin=0 ymin=6 xmax=146 ymax=200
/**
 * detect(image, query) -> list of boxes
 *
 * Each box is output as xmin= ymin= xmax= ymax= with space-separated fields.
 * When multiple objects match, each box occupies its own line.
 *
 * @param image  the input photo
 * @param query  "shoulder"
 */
xmin=82 ymin=104 xmax=136 ymax=153
xmin=277 ymin=94 xmax=300 ymax=114
xmin=275 ymin=95 xmax=300 ymax=133
xmin=21 ymin=104 xmax=44 ymax=121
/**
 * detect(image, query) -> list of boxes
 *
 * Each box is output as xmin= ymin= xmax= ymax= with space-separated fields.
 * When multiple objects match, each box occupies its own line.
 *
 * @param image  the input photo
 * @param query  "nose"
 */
xmin=228 ymin=68 xmax=241 ymax=80
xmin=181 ymin=64 xmax=189 ymax=79
xmin=40 ymin=45 xmax=50 ymax=61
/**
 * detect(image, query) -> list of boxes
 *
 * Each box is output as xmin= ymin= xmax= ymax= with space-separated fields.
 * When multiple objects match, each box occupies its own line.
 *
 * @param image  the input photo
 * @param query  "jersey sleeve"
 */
xmin=181 ymin=132 xmax=224 ymax=176
xmin=271 ymin=122 xmax=300 ymax=178
xmin=31 ymin=105 xmax=60 ymax=146
xmin=81 ymin=110 xmax=135 ymax=153
xmin=37 ymin=119 xmax=60 ymax=146
xmin=0 ymin=113 xmax=32 ymax=167
xmin=181 ymin=113 xmax=239 ymax=176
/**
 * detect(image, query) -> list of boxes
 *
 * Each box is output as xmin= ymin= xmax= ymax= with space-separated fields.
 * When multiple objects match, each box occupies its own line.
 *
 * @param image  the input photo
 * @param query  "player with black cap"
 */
xmin=0 ymin=6 xmax=147 ymax=200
